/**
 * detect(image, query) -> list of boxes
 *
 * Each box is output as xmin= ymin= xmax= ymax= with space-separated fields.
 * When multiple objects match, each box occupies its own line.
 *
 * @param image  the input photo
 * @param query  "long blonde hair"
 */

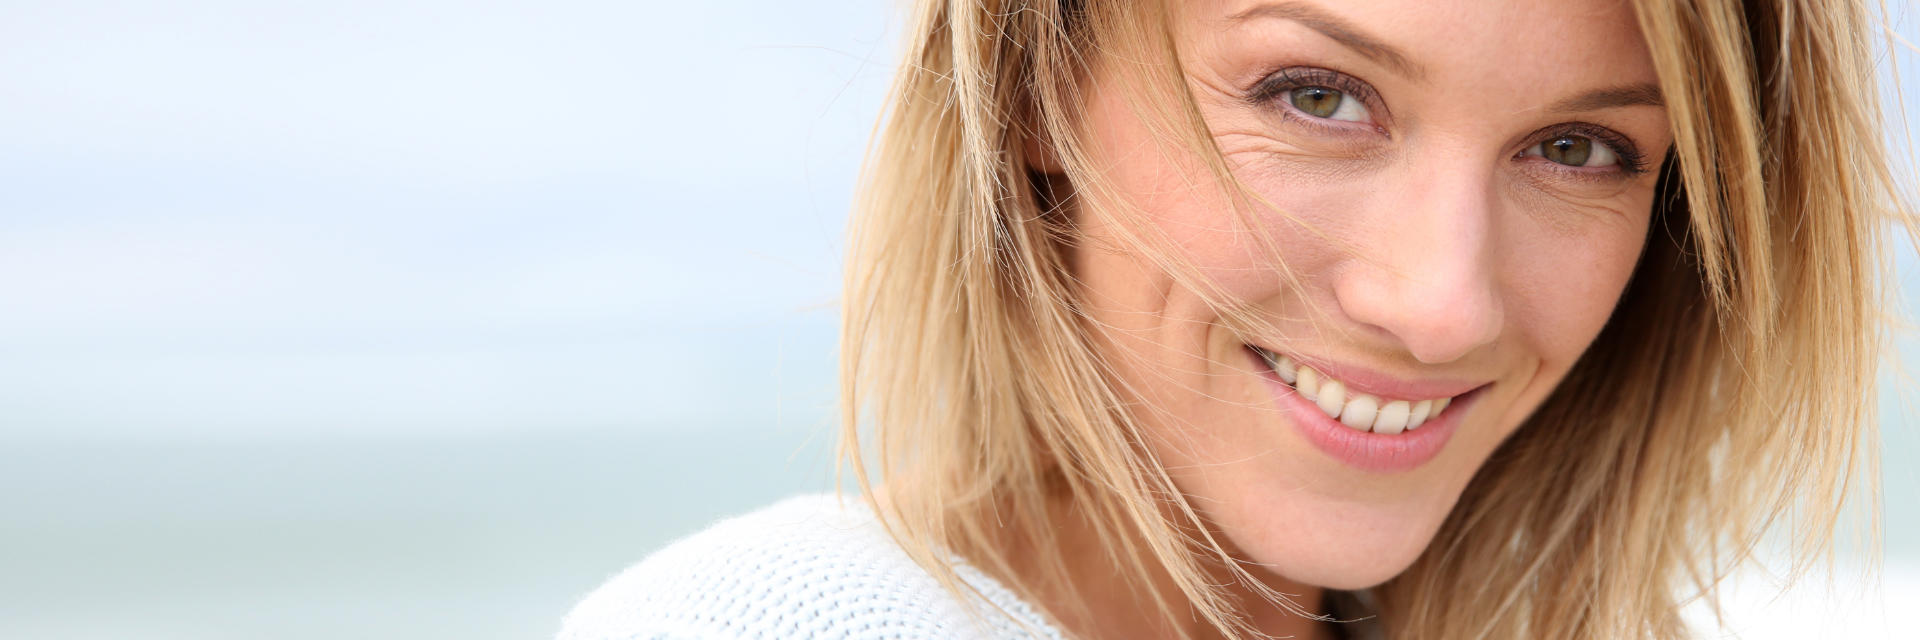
xmin=838 ymin=0 xmax=1913 ymax=637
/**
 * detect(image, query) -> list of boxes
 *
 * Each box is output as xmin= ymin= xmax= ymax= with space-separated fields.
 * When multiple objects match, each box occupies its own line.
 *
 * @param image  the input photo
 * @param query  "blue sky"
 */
xmin=0 ymin=1 xmax=892 ymax=434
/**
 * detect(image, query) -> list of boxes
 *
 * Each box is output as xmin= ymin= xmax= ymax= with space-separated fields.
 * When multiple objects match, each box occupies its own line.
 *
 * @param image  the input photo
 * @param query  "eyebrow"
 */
xmin=1547 ymin=83 xmax=1666 ymax=112
xmin=1228 ymin=1 xmax=1426 ymax=80
xmin=1231 ymin=3 xmax=1666 ymax=114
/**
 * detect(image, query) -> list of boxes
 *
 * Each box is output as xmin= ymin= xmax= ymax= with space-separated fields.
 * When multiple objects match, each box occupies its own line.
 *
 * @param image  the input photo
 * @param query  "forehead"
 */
xmin=1183 ymin=0 xmax=1659 ymax=95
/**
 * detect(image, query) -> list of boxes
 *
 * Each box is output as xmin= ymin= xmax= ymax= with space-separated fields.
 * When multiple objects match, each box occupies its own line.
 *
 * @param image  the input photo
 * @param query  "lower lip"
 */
xmin=1247 ymin=347 xmax=1481 ymax=473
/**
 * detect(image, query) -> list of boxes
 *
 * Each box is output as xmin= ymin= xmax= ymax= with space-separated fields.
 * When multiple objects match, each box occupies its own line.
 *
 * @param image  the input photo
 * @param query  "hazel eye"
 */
xmin=1288 ymin=86 xmax=1370 ymax=122
xmin=1524 ymin=135 xmax=1621 ymax=168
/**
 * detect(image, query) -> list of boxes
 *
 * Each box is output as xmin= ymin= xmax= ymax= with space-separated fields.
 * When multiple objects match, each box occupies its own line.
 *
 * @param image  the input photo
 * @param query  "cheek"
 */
xmin=1072 ymin=106 xmax=1281 ymax=319
xmin=1504 ymin=204 xmax=1652 ymax=368
xmin=1066 ymin=100 xmax=1241 ymax=415
xmin=1072 ymin=77 xmax=1394 ymax=313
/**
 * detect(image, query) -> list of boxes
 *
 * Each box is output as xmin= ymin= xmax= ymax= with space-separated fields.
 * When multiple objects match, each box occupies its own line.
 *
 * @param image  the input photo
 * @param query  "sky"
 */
xmin=0 ymin=0 xmax=892 ymax=435
xmin=0 ymin=1 xmax=1915 ymax=438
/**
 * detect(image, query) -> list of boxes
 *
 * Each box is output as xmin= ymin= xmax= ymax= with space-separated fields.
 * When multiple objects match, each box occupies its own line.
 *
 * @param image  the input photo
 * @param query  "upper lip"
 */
xmin=1248 ymin=344 xmax=1489 ymax=401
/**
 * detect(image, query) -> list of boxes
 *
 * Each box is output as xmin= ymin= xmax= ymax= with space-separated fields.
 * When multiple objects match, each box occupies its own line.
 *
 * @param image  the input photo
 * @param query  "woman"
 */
xmin=560 ymin=0 xmax=1909 ymax=638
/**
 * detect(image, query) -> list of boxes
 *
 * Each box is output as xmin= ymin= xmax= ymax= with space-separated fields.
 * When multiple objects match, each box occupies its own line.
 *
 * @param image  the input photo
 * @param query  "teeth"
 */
xmin=1408 ymin=399 xmax=1433 ymax=430
xmin=1296 ymin=367 xmax=1320 ymax=402
xmin=1338 ymin=394 xmax=1377 ymax=429
xmin=1254 ymin=349 xmax=1299 ymax=385
xmin=1315 ymin=378 xmax=1347 ymax=419
xmin=1374 ymin=400 xmax=1410 ymax=435
xmin=1251 ymin=346 xmax=1461 ymax=434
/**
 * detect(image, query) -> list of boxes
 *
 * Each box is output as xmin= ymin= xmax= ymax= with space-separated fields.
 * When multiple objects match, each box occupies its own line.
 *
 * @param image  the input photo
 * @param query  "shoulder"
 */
xmin=554 ymin=494 xmax=1063 ymax=640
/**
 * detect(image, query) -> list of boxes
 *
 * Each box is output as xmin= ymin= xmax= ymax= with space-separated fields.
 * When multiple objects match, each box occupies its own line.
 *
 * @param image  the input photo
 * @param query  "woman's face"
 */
xmin=1072 ymin=0 xmax=1672 ymax=589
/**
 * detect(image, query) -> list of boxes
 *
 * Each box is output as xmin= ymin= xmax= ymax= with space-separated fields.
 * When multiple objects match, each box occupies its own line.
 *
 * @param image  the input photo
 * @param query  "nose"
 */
xmin=1332 ymin=163 xmax=1505 ymax=364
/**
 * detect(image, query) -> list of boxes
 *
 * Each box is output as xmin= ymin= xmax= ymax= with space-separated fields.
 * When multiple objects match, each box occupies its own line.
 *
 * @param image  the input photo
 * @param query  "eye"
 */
xmin=1247 ymin=67 xmax=1383 ymax=128
xmin=1287 ymin=86 xmax=1370 ymax=122
xmin=1523 ymin=134 xmax=1621 ymax=168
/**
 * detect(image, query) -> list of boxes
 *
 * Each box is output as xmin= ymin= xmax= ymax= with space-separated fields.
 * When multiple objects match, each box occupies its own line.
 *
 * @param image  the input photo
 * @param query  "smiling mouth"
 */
xmin=1247 ymin=345 xmax=1463 ymax=435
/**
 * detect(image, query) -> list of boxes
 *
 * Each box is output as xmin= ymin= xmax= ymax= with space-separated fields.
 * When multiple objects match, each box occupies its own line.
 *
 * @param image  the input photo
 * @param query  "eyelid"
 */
xmin=1247 ymin=66 xmax=1389 ymax=130
xmin=1245 ymin=68 xmax=1650 ymax=179
xmin=1518 ymin=122 xmax=1649 ymax=175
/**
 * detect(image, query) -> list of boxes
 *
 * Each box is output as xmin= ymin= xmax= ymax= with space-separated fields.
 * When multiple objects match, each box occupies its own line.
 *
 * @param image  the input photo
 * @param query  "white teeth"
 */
xmin=1339 ymin=394 xmax=1378 ymax=429
xmin=1374 ymin=400 xmax=1410 ymax=435
xmin=1296 ymin=366 xmax=1320 ymax=402
xmin=1408 ymin=399 xmax=1433 ymax=430
xmin=1275 ymin=355 xmax=1297 ymax=384
xmin=1251 ymin=346 xmax=1462 ymax=434
xmin=1315 ymin=378 xmax=1347 ymax=420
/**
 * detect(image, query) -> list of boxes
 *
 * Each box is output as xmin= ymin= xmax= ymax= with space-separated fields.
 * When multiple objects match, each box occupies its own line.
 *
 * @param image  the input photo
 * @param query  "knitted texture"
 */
xmin=555 ymin=494 xmax=1067 ymax=640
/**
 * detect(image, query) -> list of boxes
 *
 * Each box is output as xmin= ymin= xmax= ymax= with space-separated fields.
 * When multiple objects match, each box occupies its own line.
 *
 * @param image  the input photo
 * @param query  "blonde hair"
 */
xmin=838 ymin=0 xmax=1914 ymax=638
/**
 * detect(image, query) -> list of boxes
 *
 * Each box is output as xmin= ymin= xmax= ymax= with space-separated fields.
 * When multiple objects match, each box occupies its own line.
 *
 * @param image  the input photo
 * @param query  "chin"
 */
xmin=1268 ymin=528 xmax=1436 ymax=590
xmin=1208 ymin=477 xmax=1464 ymax=591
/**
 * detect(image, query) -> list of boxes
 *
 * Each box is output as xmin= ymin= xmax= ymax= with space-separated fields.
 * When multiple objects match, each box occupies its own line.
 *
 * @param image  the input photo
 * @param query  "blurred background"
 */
xmin=0 ymin=1 xmax=1912 ymax=638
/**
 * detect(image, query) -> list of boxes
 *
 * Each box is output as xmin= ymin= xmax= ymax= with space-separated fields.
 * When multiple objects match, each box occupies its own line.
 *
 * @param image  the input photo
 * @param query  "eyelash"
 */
xmin=1245 ymin=66 xmax=1650 ymax=177
xmin=1520 ymin=122 xmax=1650 ymax=177
xmin=1247 ymin=67 xmax=1385 ymax=133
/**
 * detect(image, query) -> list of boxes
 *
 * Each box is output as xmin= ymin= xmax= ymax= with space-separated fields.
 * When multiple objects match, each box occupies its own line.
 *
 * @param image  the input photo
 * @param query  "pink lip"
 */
xmin=1273 ymin=350 xmax=1484 ymax=401
xmin=1246 ymin=347 xmax=1484 ymax=473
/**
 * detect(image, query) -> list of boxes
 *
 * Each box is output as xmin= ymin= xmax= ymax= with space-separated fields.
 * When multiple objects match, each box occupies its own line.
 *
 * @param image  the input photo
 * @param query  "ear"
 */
xmin=1021 ymin=123 xmax=1066 ymax=175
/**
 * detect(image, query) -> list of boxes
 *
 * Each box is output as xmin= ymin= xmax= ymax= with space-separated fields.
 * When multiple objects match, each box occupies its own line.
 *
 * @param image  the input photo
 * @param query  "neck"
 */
xmin=1000 ymin=492 xmax=1334 ymax=640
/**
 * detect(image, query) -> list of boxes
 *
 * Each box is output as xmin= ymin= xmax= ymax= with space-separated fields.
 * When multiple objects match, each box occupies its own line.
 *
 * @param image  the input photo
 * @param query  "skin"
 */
xmin=1038 ymin=1 xmax=1674 ymax=637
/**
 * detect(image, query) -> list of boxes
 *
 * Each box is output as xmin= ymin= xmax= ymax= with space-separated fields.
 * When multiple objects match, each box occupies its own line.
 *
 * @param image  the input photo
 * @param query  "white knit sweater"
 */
xmin=555 ymin=494 xmax=1068 ymax=640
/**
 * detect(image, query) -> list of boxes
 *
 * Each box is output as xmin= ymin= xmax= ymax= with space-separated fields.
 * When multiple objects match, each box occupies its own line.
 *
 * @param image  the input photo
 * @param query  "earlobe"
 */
xmin=1022 ymin=125 xmax=1066 ymax=175
xmin=1018 ymin=121 xmax=1075 ymax=215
